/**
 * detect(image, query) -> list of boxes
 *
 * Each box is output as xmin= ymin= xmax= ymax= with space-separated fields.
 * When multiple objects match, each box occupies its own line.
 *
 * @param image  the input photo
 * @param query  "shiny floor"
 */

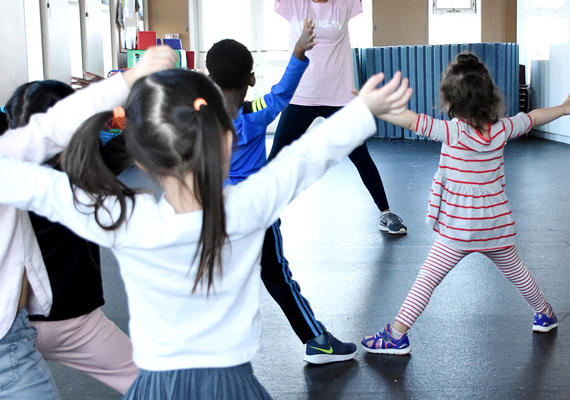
xmin=50 ymin=136 xmax=569 ymax=400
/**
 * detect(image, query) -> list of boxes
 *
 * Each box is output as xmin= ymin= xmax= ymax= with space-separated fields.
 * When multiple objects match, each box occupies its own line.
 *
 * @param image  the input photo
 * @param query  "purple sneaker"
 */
xmin=361 ymin=323 xmax=411 ymax=355
xmin=533 ymin=303 xmax=558 ymax=333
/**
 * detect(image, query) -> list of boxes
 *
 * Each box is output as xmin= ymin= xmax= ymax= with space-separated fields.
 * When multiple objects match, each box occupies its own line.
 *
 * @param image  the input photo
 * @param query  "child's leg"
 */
xmin=394 ymin=239 xmax=469 ymax=331
xmin=261 ymin=220 xmax=357 ymax=363
xmin=31 ymin=308 xmax=138 ymax=394
xmin=362 ymin=239 xmax=468 ymax=354
xmin=482 ymin=246 xmax=548 ymax=314
xmin=260 ymin=219 xmax=326 ymax=342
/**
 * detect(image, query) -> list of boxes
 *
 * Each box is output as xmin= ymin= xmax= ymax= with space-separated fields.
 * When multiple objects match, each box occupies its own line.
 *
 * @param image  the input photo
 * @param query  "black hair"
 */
xmin=206 ymin=39 xmax=253 ymax=90
xmin=62 ymin=69 xmax=235 ymax=293
xmin=0 ymin=111 xmax=8 ymax=135
xmin=440 ymin=52 xmax=504 ymax=131
xmin=4 ymin=80 xmax=75 ymax=129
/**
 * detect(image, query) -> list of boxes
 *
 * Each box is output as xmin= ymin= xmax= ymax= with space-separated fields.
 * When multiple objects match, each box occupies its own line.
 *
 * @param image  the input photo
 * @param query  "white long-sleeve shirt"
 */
xmin=0 ymin=97 xmax=376 ymax=370
xmin=0 ymin=74 xmax=130 ymax=340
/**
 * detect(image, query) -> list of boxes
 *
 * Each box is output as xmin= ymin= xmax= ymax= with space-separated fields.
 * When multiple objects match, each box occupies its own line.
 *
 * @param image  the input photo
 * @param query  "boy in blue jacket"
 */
xmin=206 ymin=20 xmax=357 ymax=364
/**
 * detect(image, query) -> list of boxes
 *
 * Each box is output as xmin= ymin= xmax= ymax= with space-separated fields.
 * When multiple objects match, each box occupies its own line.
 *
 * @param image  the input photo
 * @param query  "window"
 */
xmin=433 ymin=0 xmax=476 ymax=14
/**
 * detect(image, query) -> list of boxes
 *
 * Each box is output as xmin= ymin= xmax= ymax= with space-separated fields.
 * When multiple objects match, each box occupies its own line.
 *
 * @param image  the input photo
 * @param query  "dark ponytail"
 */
xmin=0 ymin=111 xmax=8 ymax=135
xmin=440 ymin=52 xmax=504 ymax=130
xmin=61 ymin=111 xmax=135 ymax=230
xmin=115 ymin=69 xmax=234 ymax=293
xmin=186 ymin=105 xmax=228 ymax=293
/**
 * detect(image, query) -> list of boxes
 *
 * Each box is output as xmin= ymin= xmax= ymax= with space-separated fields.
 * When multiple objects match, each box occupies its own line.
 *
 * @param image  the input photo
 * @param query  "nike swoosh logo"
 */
xmin=309 ymin=345 xmax=333 ymax=354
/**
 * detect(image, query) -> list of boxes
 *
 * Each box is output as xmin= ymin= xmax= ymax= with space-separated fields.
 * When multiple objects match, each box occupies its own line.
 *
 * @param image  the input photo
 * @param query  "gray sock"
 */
xmin=390 ymin=327 xmax=404 ymax=339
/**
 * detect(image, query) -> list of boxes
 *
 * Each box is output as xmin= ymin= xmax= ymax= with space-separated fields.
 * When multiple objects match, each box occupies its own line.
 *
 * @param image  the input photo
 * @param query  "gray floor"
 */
xmin=49 ymin=136 xmax=569 ymax=399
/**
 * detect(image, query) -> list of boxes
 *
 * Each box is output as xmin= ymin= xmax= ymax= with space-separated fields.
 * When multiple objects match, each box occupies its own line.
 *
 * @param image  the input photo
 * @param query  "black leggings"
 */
xmin=268 ymin=104 xmax=390 ymax=211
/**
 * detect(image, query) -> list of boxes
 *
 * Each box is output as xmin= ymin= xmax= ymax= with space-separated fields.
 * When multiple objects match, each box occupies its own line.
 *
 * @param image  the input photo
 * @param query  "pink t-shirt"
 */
xmin=275 ymin=0 xmax=361 ymax=106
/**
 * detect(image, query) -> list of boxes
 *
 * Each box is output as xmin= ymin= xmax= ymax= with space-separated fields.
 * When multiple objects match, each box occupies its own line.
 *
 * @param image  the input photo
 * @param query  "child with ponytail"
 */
xmin=0 ymin=68 xmax=411 ymax=398
xmin=361 ymin=53 xmax=569 ymax=356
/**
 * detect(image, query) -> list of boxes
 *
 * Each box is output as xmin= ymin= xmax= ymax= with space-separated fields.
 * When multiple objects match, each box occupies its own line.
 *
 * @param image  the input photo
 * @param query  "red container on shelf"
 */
xmin=137 ymin=31 xmax=157 ymax=50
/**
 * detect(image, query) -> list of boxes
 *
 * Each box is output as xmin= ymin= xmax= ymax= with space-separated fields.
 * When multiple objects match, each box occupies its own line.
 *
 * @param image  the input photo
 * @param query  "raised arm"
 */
xmin=529 ymin=94 xmax=570 ymax=128
xmin=233 ymin=71 xmax=412 ymax=228
xmin=244 ymin=19 xmax=314 ymax=131
xmin=0 ymin=46 xmax=177 ymax=163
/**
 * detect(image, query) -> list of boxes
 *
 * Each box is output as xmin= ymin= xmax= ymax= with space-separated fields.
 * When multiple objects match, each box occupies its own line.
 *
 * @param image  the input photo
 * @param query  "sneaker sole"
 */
xmin=303 ymin=350 xmax=357 ymax=364
xmin=379 ymin=226 xmax=407 ymax=235
xmin=361 ymin=344 xmax=411 ymax=355
xmin=533 ymin=322 xmax=558 ymax=332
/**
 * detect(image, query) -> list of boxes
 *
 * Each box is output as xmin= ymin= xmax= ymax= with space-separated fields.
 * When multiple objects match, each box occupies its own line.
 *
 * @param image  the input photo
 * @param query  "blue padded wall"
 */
xmin=353 ymin=43 xmax=519 ymax=139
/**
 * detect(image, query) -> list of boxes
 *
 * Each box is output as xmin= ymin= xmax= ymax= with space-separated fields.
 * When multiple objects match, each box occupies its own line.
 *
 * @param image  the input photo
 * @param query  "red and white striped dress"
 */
xmin=415 ymin=112 xmax=533 ymax=251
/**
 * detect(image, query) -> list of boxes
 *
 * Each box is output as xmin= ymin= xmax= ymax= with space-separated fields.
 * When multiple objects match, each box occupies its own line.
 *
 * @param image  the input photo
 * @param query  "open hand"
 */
xmin=294 ymin=19 xmax=316 ymax=60
xmin=122 ymin=46 xmax=178 ymax=87
xmin=70 ymin=72 xmax=104 ymax=89
xmin=359 ymin=71 xmax=413 ymax=116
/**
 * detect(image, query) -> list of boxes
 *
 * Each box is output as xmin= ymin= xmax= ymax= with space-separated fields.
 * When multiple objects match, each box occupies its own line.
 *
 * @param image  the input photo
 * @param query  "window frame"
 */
xmin=433 ymin=0 xmax=476 ymax=14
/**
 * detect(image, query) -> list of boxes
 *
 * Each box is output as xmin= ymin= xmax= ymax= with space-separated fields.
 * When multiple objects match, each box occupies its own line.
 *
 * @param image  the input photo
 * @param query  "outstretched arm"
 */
xmin=376 ymin=110 xmax=418 ymax=132
xmin=243 ymin=19 xmax=314 ymax=132
xmin=233 ymin=71 xmax=413 ymax=229
xmin=0 ymin=46 xmax=177 ymax=163
xmin=529 ymin=94 xmax=570 ymax=127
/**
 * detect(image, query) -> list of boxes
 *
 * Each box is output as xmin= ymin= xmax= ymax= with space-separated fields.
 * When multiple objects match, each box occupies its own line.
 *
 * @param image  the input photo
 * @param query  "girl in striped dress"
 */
xmin=361 ymin=53 xmax=570 ymax=355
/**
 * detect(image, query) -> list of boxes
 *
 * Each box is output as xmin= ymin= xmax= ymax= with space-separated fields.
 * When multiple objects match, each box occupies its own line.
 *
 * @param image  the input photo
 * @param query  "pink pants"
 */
xmin=396 ymin=238 xmax=548 ymax=329
xmin=30 ymin=308 xmax=138 ymax=394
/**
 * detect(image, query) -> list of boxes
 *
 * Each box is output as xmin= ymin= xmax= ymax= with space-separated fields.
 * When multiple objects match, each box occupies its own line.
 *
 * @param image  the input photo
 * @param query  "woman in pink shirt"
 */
xmin=270 ymin=0 xmax=407 ymax=234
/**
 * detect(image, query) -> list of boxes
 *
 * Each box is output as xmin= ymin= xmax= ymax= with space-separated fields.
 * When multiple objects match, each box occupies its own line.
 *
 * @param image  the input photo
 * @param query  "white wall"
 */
xmin=518 ymin=0 xmax=570 ymax=143
xmin=429 ymin=0 xmax=482 ymax=44
xmin=0 ymin=0 xmax=29 ymax=104
xmin=40 ymin=0 xmax=72 ymax=82
xmin=81 ymin=0 xmax=105 ymax=76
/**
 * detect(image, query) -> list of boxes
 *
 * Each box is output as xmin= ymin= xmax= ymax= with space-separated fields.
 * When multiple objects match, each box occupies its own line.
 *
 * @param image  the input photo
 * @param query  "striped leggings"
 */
xmin=396 ymin=238 xmax=547 ymax=329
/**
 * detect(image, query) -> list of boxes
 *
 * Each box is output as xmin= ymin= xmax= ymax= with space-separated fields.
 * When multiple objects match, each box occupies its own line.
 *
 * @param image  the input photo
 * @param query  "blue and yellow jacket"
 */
xmin=226 ymin=53 xmax=309 ymax=185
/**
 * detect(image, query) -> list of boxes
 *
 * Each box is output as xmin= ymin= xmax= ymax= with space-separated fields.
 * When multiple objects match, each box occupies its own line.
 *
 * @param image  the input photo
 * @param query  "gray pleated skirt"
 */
xmin=123 ymin=363 xmax=272 ymax=400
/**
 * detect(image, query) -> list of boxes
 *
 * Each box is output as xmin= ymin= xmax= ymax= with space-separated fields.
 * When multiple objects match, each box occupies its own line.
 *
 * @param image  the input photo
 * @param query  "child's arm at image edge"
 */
xmin=0 ymin=157 xmax=116 ymax=247
xmin=0 ymin=46 xmax=176 ymax=163
xmin=0 ymin=74 xmax=129 ymax=163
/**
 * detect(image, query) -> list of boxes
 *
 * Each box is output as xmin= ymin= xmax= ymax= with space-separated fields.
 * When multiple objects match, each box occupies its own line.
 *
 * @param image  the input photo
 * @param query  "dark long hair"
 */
xmin=62 ymin=69 xmax=235 ymax=293
xmin=440 ymin=53 xmax=504 ymax=130
xmin=5 ymin=80 xmax=75 ymax=129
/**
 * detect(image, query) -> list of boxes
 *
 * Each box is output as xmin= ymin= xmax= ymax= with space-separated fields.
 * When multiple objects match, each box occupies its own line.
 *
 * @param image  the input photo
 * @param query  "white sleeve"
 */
xmin=0 ymin=73 xmax=129 ymax=163
xmin=0 ymin=156 xmax=121 ymax=247
xmin=414 ymin=114 xmax=460 ymax=145
xmin=505 ymin=113 xmax=533 ymax=139
xmin=229 ymin=97 xmax=376 ymax=230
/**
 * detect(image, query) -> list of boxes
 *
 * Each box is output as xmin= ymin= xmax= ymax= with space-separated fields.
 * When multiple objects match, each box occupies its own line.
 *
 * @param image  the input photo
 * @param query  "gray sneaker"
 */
xmin=379 ymin=212 xmax=407 ymax=234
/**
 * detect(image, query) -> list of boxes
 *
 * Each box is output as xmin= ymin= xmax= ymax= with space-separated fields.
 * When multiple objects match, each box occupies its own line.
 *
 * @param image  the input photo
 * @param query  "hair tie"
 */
xmin=112 ymin=106 xmax=126 ymax=130
xmin=0 ymin=106 xmax=6 ymax=114
xmin=193 ymin=98 xmax=207 ymax=111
